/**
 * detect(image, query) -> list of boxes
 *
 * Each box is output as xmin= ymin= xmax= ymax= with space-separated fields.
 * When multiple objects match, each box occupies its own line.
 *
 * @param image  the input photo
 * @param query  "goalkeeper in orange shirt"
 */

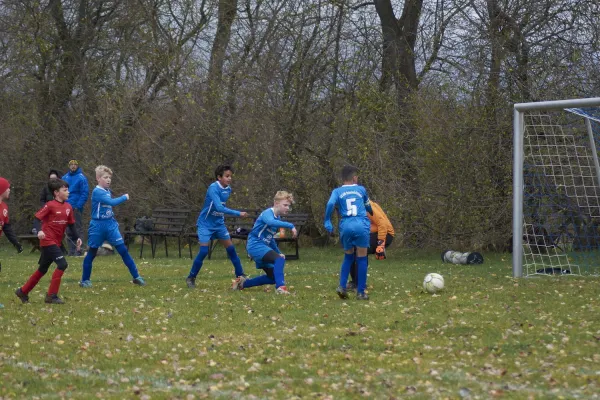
xmin=349 ymin=200 xmax=394 ymax=290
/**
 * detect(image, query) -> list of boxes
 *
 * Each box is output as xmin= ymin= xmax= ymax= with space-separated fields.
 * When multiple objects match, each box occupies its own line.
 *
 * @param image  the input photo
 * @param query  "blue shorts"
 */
xmin=339 ymin=218 xmax=370 ymax=251
xmin=247 ymin=241 xmax=273 ymax=269
xmin=196 ymin=224 xmax=231 ymax=243
xmin=88 ymin=220 xmax=124 ymax=248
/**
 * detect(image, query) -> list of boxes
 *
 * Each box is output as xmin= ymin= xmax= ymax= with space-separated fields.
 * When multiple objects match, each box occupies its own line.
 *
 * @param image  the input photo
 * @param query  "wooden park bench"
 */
xmin=274 ymin=213 xmax=309 ymax=260
xmin=17 ymin=234 xmax=68 ymax=254
xmin=124 ymin=208 xmax=191 ymax=258
xmin=17 ymin=234 xmax=42 ymax=253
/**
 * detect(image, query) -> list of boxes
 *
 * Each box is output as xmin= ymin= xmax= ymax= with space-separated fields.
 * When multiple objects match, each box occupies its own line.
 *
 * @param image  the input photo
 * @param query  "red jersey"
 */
xmin=0 ymin=202 xmax=8 ymax=238
xmin=36 ymin=200 xmax=76 ymax=247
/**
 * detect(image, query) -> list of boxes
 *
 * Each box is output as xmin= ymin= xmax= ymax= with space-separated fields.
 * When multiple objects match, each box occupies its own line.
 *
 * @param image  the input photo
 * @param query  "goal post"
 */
xmin=513 ymin=97 xmax=600 ymax=278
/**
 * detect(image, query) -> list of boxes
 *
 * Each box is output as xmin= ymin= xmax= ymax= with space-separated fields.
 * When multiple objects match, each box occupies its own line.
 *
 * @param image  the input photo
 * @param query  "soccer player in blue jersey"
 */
xmin=232 ymin=191 xmax=297 ymax=294
xmin=79 ymin=166 xmax=145 ymax=288
xmin=324 ymin=165 xmax=373 ymax=300
xmin=186 ymin=165 xmax=250 ymax=289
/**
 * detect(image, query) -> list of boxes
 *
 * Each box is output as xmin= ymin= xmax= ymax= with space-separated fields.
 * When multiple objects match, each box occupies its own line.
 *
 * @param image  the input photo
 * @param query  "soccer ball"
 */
xmin=423 ymin=273 xmax=444 ymax=294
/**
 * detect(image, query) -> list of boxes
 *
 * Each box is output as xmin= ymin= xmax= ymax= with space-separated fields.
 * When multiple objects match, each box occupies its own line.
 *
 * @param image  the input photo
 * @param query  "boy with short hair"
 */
xmin=324 ymin=165 xmax=373 ymax=300
xmin=62 ymin=159 xmax=89 ymax=256
xmin=79 ymin=165 xmax=145 ymax=287
xmin=1 ymin=177 xmax=24 ymax=308
xmin=186 ymin=165 xmax=250 ymax=289
xmin=232 ymin=191 xmax=298 ymax=294
xmin=15 ymin=179 xmax=82 ymax=304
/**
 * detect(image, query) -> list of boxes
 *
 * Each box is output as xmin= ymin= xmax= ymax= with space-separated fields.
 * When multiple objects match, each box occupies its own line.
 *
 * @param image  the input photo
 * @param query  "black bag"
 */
xmin=134 ymin=217 xmax=154 ymax=232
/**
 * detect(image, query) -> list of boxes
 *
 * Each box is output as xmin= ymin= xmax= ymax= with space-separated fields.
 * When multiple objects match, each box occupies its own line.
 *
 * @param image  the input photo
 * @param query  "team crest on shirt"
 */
xmin=2 ymin=209 xmax=7 ymax=217
xmin=66 ymin=209 xmax=70 ymax=216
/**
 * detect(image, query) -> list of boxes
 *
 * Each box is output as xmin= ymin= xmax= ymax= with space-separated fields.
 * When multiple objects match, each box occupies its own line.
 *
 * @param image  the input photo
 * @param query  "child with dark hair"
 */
xmin=32 ymin=169 xmax=62 ymax=234
xmin=186 ymin=165 xmax=250 ymax=289
xmin=324 ymin=165 xmax=373 ymax=300
xmin=15 ymin=179 xmax=81 ymax=304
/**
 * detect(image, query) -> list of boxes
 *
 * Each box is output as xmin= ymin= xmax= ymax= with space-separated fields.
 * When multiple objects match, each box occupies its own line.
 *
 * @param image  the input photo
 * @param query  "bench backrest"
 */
xmin=280 ymin=213 xmax=309 ymax=232
xmin=221 ymin=209 xmax=260 ymax=233
xmin=151 ymin=208 xmax=191 ymax=234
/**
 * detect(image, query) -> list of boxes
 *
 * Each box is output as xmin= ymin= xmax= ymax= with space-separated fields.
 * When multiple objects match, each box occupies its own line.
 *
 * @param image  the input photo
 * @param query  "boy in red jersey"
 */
xmin=15 ymin=179 xmax=82 ymax=304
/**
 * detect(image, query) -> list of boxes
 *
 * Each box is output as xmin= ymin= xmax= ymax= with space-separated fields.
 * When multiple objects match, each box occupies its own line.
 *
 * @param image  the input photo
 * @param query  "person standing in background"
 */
xmin=62 ymin=159 xmax=89 ymax=256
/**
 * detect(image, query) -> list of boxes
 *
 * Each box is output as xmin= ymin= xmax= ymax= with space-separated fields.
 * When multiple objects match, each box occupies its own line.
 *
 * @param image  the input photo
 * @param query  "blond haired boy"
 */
xmin=232 ymin=191 xmax=298 ymax=294
xmin=79 ymin=165 xmax=145 ymax=287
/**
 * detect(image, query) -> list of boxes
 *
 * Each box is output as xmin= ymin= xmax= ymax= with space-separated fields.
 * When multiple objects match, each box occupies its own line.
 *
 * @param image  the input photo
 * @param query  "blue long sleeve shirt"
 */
xmin=248 ymin=208 xmax=295 ymax=252
xmin=196 ymin=181 xmax=241 ymax=228
xmin=90 ymin=186 xmax=128 ymax=221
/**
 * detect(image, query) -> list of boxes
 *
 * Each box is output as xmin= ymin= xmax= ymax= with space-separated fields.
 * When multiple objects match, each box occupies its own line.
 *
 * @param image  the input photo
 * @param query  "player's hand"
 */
xmin=76 ymin=238 xmax=83 ymax=251
xmin=279 ymin=253 xmax=286 ymax=259
xmin=375 ymin=240 xmax=386 ymax=260
xmin=124 ymin=194 xmax=130 ymax=200
xmin=291 ymin=227 xmax=298 ymax=238
xmin=240 ymin=211 xmax=248 ymax=218
xmin=37 ymin=231 xmax=46 ymax=240
xmin=324 ymin=221 xmax=333 ymax=234
xmin=16 ymin=243 xmax=24 ymax=254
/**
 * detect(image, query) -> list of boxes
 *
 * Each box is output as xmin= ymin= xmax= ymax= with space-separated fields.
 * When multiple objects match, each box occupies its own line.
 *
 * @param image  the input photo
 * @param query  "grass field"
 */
xmin=1 ymin=243 xmax=599 ymax=399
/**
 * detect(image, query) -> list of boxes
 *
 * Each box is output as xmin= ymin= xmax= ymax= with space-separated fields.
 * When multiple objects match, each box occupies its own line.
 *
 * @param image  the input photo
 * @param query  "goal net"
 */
xmin=513 ymin=98 xmax=600 ymax=277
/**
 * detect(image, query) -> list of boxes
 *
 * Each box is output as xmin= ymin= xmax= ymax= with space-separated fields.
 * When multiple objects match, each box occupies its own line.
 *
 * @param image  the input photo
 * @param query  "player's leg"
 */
xmin=81 ymin=220 xmax=102 ymax=287
xmin=337 ymin=227 xmax=356 ymax=298
xmin=16 ymin=249 xmax=52 ymax=303
xmin=107 ymin=223 xmax=145 ymax=285
xmin=240 ymin=265 xmax=276 ymax=289
xmin=355 ymin=246 xmax=369 ymax=300
xmin=237 ymin=246 xmax=276 ymax=290
xmin=186 ymin=226 xmax=212 ymax=288
xmin=47 ymin=245 xmax=68 ymax=304
xmin=218 ymin=225 xmax=246 ymax=277
xmin=355 ymin=220 xmax=371 ymax=299
xmin=367 ymin=232 xmax=379 ymax=255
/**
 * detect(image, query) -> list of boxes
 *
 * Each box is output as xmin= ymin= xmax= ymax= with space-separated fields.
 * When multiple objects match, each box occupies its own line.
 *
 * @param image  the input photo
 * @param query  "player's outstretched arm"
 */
xmin=206 ymin=186 xmax=241 ymax=216
xmin=96 ymin=189 xmax=128 ymax=207
xmin=262 ymin=211 xmax=295 ymax=230
xmin=2 ymin=223 xmax=23 ymax=253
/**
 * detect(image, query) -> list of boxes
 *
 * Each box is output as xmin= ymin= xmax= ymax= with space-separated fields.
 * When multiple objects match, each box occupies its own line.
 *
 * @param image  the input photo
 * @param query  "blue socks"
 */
xmin=243 ymin=274 xmax=275 ymax=288
xmin=115 ymin=244 xmax=140 ymax=278
xmin=356 ymin=255 xmax=368 ymax=294
xmin=81 ymin=247 xmax=98 ymax=281
xmin=339 ymin=253 xmax=355 ymax=288
xmin=188 ymin=246 xmax=209 ymax=279
xmin=82 ymin=245 xmax=140 ymax=281
xmin=226 ymin=245 xmax=245 ymax=277
xmin=273 ymin=257 xmax=285 ymax=288
xmin=242 ymin=257 xmax=286 ymax=289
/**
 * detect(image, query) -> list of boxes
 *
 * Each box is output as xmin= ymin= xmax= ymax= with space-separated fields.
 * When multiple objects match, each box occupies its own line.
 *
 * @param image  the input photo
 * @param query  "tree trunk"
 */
xmin=208 ymin=0 xmax=238 ymax=92
xmin=374 ymin=0 xmax=423 ymax=102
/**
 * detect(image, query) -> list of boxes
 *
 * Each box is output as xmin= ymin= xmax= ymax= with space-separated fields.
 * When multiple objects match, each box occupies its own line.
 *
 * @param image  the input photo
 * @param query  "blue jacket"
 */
xmin=62 ymin=167 xmax=89 ymax=210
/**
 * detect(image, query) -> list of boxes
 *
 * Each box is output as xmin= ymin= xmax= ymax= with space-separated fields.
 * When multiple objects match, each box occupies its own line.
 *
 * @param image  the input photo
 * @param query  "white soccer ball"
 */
xmin=423 ymin=273 xmax=444 ymax=294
